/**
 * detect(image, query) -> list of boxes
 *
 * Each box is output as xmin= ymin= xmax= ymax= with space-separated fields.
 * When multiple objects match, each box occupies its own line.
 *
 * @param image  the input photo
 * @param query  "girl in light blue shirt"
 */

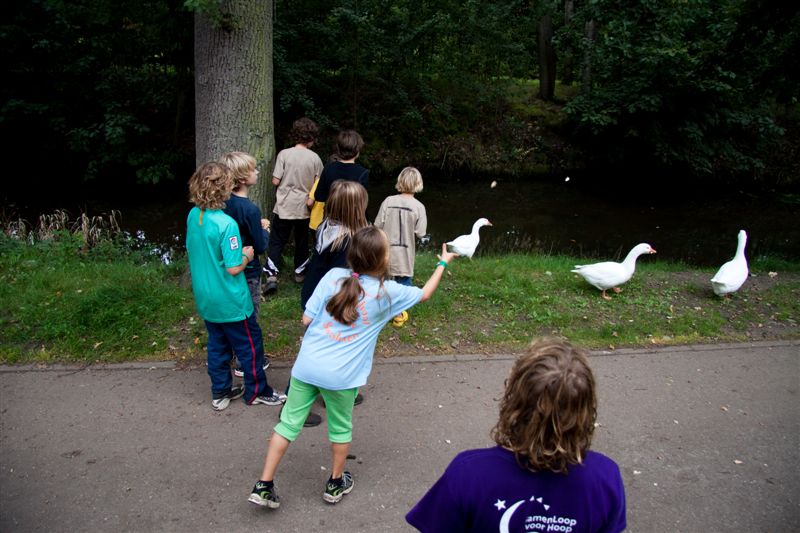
xmin=249 ymin=225 xmax=459 ymax=508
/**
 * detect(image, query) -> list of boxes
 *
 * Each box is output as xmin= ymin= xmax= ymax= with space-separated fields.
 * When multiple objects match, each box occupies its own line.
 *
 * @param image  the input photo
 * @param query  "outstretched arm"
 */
xmin=420 ymin=243 xmax=459 ymax=302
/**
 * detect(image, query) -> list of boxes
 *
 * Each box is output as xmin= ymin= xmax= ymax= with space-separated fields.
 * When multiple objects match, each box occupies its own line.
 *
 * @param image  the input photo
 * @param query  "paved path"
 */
xmin=1 ymin=341 xmax=798 ymax=532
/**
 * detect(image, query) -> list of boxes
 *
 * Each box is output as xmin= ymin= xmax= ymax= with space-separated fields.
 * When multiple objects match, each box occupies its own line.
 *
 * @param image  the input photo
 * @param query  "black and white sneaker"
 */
xmin=233 ymin=357 xmax=270 ymax=377
xmin=264 ymin=276 xmax=278 ymax=295
xmin=323 ymin=471 xmax=354 ymax=504
xmin=211 ymin=386 xmax=244 ymax=411
xmin=249 ymin=480 xmax=280 ymax=508
xmin=248 ymin=392 xmax=287 ymax=406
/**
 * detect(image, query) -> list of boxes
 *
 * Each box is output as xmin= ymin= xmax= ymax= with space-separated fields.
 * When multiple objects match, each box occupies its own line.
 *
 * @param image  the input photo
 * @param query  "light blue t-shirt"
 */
xmin=186 ymin=207 xmax=253 ymax=323
xmin=292 ymin=268 xmax=423 ymax=390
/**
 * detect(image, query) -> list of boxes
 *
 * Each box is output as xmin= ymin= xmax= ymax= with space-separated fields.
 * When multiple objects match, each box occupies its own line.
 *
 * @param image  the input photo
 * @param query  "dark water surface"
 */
xmin=11 ymin=176 xmax=799 ymax=267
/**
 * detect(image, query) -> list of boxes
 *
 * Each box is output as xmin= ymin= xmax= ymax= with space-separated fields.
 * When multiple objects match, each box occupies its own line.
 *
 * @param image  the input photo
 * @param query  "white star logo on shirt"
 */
xmin=494 ymin=499 xmax=506 ymax=511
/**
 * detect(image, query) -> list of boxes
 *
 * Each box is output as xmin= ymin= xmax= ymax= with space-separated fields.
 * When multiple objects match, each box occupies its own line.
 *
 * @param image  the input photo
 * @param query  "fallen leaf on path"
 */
xmin=734 ymin=460 xmax=744 ymax=465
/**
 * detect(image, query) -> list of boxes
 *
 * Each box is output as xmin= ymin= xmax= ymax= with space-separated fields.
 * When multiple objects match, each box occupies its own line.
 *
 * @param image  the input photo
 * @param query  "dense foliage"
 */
xmin=1 ymin=0 xmax=194 ymax=197
xmin=561 ymin=0 xmax=799 ymax=182
xmin=2 ymin=0 xmax=797 ymax=199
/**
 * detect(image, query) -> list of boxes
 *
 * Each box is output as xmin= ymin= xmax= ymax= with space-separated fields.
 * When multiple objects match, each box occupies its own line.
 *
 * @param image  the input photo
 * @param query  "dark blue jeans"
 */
xmin=393 ymin=275 xmax=413 ymax=286
xmin=205 ymin=313 xmax=273 ymax=404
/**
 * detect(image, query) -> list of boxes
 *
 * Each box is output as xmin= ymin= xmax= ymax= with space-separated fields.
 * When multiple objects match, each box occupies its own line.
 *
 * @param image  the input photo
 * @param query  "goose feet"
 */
xmin=601 ymin=290 xmax=612 ymax=300
xmin=612 ymin=287 xmax=622 ymax=294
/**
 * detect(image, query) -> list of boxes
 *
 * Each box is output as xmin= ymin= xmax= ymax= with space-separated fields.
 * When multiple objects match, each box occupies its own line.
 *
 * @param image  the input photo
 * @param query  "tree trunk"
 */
xmin=561 ymin=0 xmax=575 ymax=84
xmin=194 ymin=0 xmax=276 ymax=215
xmin=581 ymin=19 xmax=597 ymax=94
xmin=538 ymin=14 xmax=556 ymax=101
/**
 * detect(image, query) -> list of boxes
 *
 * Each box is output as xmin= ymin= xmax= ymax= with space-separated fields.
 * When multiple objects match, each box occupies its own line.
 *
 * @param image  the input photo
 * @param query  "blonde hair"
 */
xmin=395 ymin=166 xmax=423 ymax=194
xmin=491 ymin=338 xmax=597 ymax=474
xmin=325 ymin=180 xmax=369 ymax=251
xmin=326 ymin=226 xmax=389 ymax=325
xmin=188 ymin=162 xmax=235 ymax=210
xmin=218 ymin=151 xmax=257 ymax=191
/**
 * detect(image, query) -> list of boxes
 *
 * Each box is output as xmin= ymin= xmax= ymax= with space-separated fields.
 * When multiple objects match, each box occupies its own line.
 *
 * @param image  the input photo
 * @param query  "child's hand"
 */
xmin=438 ymin=243 xmax=459 ymax=265
xmin=306 ymin=197 xmax=315 ymax=208
xmin=243 ymin=246 xmax=255 ymax=262
xmin=261 ymin=218 xmax=270 ymax=230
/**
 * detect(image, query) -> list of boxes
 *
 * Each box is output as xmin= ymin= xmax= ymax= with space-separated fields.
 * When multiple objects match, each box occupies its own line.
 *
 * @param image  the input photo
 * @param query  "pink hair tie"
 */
xmin=351 ymin=272 xmax=360 ymax=278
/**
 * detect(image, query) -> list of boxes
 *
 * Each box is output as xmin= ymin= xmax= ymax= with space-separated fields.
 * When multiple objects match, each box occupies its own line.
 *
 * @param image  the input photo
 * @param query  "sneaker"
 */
xmin=233 ymin=357 xmax=270 ymax=378
xmin=248 ymin=392 xmax=287 ymax=406
xmin=248 ymin=480 xmax=280 ymax=509
xmin=264 ymin=276 xmax=278 ymax=295
xmin=391 ymin=310 xmax=409 ymax=327
xmin=354 ymin=393 xmax=364 ymax=406
xmin=305 ymin=412 xmax=322 ymax=427
xmin=211 ymin=386 xmax=244 ymax=411
xmin=323 ymin=471 xmax=354 ymax=504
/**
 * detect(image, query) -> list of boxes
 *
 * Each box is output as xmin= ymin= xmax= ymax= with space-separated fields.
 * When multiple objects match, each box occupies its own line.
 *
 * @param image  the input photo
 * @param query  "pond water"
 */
xmin=14 ymin=175 xmax=799 ymax=267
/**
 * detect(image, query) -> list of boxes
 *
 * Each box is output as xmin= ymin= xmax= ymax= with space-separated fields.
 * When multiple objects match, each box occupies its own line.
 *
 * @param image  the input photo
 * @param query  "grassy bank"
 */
xmin=1 ymin=233 xmax=798 ymax=364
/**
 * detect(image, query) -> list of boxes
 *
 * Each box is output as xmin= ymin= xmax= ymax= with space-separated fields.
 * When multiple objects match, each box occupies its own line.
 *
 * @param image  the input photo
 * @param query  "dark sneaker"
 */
xmin=248 ymin=392 xmax=287 ymax=406
xmin=264 ymin=276 xmax=278 ymax=295
xmin=354 ymin=393 xmax=364 ymax=406
xmin=233 ymin=357 xmax=270 ymax=377
xmin=211 ymin=386 xmax=244 ymax=411
xmin=305 ymin=412 xmax=322 ymax=427
xmin=248 ymin=481 xmax=280 ymax=509
xmin=323 ymin=471 xmax=354 ymax=504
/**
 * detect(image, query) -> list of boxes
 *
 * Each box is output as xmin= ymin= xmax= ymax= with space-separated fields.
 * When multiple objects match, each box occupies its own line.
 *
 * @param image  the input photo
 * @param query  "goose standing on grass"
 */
xmin=571 ymin=243 xmax=657 ymax=300
xmin=446 ymin=218 xmax=492 ymax=258
xmin=711 ymin=230 xmax=749 ymax=296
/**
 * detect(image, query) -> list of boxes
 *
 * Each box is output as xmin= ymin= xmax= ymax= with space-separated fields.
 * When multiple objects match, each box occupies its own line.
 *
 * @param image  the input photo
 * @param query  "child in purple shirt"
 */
xmin=407 ymin=339 xmax=626 ymax=533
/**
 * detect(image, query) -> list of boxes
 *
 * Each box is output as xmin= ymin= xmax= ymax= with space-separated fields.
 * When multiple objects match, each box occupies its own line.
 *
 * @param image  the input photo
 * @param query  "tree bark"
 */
xmin=538 ymin=14 xmax=556 ymax=101
xmin=581 ymin=19 xmax=597 ymax=94
xmin=194 ymin=0 xmax=276 ymax=214
xmin=561 ymin=0 xmax=575 ymax=84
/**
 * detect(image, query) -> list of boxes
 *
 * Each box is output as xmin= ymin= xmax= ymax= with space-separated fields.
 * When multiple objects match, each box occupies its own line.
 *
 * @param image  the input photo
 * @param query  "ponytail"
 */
xmin=326 ymin=275 xmax=364 ymax=325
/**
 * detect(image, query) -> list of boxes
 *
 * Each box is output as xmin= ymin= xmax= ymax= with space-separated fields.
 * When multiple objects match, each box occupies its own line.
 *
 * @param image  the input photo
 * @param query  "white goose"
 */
xmin=572 ymin=243 xmax=657 ymax=300
xmin=711 ymin=230 xmax=749 ymax=296
xmin=446 ymin=218 xmax=492 ymax=258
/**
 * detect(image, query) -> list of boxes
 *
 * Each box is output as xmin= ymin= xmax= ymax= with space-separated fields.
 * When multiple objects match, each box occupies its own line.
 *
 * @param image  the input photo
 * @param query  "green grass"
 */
xmin=1 ymin=235 xmax=798 ymax=364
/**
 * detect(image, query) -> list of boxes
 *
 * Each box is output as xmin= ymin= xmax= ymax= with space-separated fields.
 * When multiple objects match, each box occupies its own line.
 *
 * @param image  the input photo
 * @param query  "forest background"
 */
xmin=2 ymin=0 xmax=799 ymax=217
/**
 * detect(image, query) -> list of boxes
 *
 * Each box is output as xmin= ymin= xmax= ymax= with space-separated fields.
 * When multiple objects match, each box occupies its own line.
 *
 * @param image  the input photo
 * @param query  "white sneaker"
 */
xmin=248 ymin=392 xmax=287 ymax=406
xmin=211 ymin=386 xmax=244 ymax=411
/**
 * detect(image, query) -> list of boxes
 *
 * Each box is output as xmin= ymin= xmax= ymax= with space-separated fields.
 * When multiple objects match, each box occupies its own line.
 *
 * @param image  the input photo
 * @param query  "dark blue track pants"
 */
xmin=204 ymin=313 xmax=273 ymax=404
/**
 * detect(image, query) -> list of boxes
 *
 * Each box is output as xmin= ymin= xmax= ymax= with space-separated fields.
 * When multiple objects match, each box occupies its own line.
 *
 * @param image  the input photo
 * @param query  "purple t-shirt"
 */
xmin=406 ymin=446 xmax=626 ymax=533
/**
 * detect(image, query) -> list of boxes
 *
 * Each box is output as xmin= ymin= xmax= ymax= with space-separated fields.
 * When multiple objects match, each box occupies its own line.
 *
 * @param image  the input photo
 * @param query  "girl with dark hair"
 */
xmin=407 ymin=339 xmax=627 ymax=532
xmin=249 ymin=226 xmax=459 ymax=508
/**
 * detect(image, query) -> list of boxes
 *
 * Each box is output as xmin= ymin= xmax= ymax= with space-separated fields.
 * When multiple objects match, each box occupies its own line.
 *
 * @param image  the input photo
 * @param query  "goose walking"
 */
xmin=711 ymin=230 xmax=749 ymax=296
xmin=446 ymin=218 xmax=492 ymax=258
xmin=572 ymin=243 xmax=657 ymax=300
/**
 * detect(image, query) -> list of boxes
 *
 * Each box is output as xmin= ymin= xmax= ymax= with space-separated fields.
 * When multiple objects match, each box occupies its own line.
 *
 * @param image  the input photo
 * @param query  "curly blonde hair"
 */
xmin=188 ymin=162 xmax=235 ymax=210
xmin=491 ymin=338 xmax=597 ymax=474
